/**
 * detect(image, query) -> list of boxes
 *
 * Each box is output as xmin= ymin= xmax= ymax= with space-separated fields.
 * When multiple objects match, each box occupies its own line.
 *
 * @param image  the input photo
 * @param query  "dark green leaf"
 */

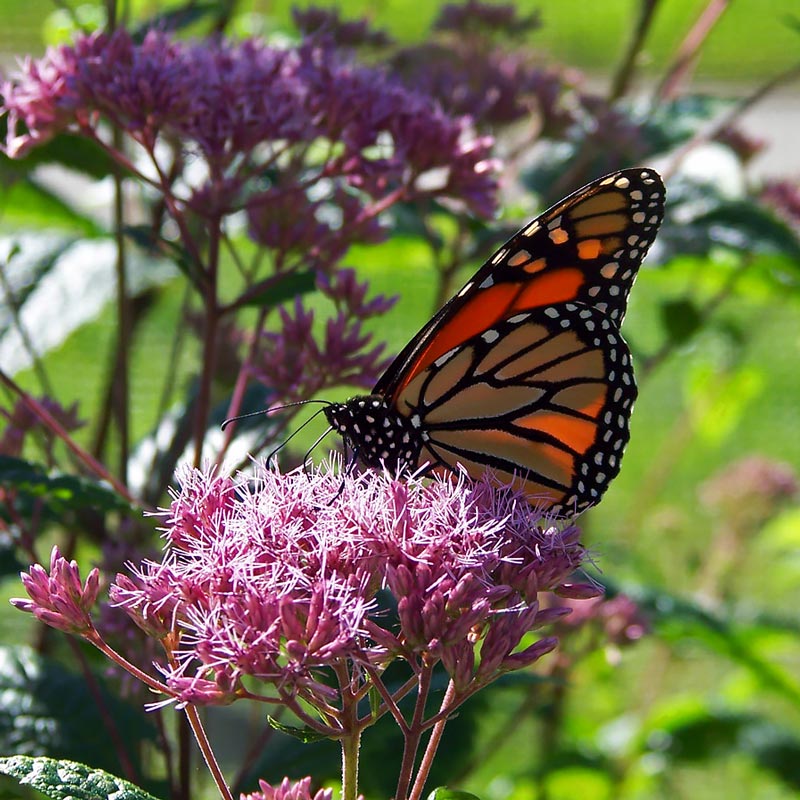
xmin=235 ymin=269 xmax=317 ymax=309
xmin=0 ymin=647 xmax=154 ymax=776
xmin=660 ymin=298 xmax=703 ymax=345
xmin=0 ymin=756 xmax=161 ymax=800
xmin=13 ymin=134 xmax=120 ymax=181
xmin=0 ymin=176 xmax=102 ymax=236
xmin=0 ymin=456 xmax=130 ymax=515
xmin=132 ymin=1 xmax=223 ymax=39
xmin=651 ymin=709 xmax=754 ymax=762
xmin=747 ymin=724 xmax=800 ymax=790
xmin=696 ymin=200 xmax=800 ymax=262
xmin=266 ymin=715 xmax=328 ymax=743
xmin=427 ymin=788 xmax=483 ymax=800
xmin=123 ymin=225 xmax=199 ymax=283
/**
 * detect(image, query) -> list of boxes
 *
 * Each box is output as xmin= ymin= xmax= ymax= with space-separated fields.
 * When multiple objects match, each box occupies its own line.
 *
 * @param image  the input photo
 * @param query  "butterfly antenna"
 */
xmin=300 ymin=424 xmax=336 ymax=476
xmin=265 ymin=406 xmax=331 ymax=467
xmin=221 ymin=399 xmax=332 ymax=431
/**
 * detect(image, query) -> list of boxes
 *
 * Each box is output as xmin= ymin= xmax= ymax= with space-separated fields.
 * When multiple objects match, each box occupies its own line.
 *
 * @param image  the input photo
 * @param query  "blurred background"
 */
xmin=1 ymin=1 xmax=799 ymax=799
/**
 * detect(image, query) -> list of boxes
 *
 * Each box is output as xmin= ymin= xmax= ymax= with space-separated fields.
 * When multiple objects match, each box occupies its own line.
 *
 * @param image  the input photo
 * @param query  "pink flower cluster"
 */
xmin=11 ymin=546 xmax=100 ymax=635
xmin=102 ymin=461 xmax=592 ymax=707
xmin=241 ymin=777 xmax=332 ymax=800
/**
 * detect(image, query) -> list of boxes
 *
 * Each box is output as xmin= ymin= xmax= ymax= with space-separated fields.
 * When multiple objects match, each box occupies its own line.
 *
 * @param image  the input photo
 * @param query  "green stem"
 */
xmin=111 ymin=125 xmax=130 ymax=483
xmin=341 ymin=730 xmax=362 ymax=800
xmin=608 ymin=0 xmax=661 ymax=102
xmin=339 ymin=662 xmax=362 ymax=800
xmin=193 ymin=215 xmax=222 ymax=467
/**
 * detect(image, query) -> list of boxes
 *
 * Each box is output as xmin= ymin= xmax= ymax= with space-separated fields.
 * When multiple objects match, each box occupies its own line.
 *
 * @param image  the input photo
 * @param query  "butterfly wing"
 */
xmin=390 ymin=303 xmax=635 ymax=511
xmin=374 ymin=167 xmax=665 ymax=509
xmin=374 ymin=167 xmax=664 ymax=399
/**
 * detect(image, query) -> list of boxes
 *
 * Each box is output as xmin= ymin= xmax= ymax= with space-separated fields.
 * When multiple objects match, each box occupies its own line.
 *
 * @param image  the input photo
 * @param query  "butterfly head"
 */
xmin=324 ymin=395 xmax=422 ymax=472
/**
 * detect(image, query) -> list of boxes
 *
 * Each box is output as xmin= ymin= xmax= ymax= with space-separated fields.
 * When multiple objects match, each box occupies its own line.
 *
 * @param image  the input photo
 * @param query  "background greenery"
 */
xmin=1 ymin=1 xmax=800 ymax=800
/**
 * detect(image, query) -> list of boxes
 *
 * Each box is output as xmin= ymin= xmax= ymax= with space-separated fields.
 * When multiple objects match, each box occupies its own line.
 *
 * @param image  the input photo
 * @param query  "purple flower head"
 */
xmin=11 ymin=546 xmax=100 ymax=635
xmin=241 ymin=776 xmax=333 ymax=800
xmin=111 ymin=460 xmax=586 ymax=707
xmin=434 ymin=1 xmax=541 ymax=39
xmin=0 ymin=396 xmax=84 ymax=458
xmin=714 ymin=125 xmax=766 ymax=164
xmin=3 ymin=31 xmax=498 ymax=222
xmin=557 ymin=592 xmax=650 ymax=649
xmin=761 ymin=179 xmax=800 ymax=231
xmin=293 ymin=6 xmax=394 ymax=49
xmin=250 ymin=271 xmax=394 ymax=402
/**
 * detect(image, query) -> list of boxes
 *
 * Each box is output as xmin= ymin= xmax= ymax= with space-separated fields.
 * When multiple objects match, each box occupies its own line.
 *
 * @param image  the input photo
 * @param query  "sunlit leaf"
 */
xmin=265 ymin=716 xmax=328 ymax=743
xmin=0 ymin=647 xmax=154 ymax=776
xmin=0 ymin=755 xmax=160 ymax=800
xmin=427 ymin=788 xmax=483 ymax=800
xmin=0 ymin=456 xmax=129 ymax=515
xmin=132 ymin=1 xmax=224 ymax=39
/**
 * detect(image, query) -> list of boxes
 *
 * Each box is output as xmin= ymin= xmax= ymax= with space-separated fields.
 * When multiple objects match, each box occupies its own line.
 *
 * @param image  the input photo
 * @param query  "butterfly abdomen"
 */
xmin=325 ymin=396 xmax=422 ymax=472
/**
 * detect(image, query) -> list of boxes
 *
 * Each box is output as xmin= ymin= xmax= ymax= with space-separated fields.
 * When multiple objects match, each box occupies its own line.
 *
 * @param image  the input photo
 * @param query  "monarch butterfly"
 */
xmin=325 ymin=168 xmax=665 ymax=512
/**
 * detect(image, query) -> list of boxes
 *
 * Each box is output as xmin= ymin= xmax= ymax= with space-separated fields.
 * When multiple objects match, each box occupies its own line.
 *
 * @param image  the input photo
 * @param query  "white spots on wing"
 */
xmin=522 ymin=221 xmax=541 ymax=237
xmin=434 ymin=348 xmax=458 ymax=367
xmin=600 ymin=262 xmax=619 ymax=278
xmin=492 ymin=248 xmax=508 ymax=264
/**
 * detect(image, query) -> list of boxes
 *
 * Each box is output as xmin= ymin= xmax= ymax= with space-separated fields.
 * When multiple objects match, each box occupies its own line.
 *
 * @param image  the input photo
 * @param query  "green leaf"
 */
xmin=427 ymin=788 xmax=483 ymax=800
xmin=659 ymin=298 xmax=703 ymax=345
xmin=123 ymin=225 xmax=200 ymax=284
xmin=0 ymin=175 xmax=102 ymax=236
xmin=12 ymin=134 xmax=120 ymax=181
xmin=696 ymin=200 xmax=800 ymax=262
xmin=0 ymin=456 xmax=130 ymax=516
xmin=0 ymin=756 xmax=161 ymax=800
xmin=235 ymin=269 xmax=317 ymax=309
xmin=0 ymin=647 xmax=155 ymax=776
xmin=132 ymin=1 xmax=224 ymax=39
xmin=265 ymin=715 xmax=328 ymax=743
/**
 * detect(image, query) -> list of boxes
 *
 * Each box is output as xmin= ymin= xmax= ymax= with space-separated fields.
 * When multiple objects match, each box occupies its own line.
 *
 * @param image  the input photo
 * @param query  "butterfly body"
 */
xmin=327 ymin=168 xmax=665 ymax=512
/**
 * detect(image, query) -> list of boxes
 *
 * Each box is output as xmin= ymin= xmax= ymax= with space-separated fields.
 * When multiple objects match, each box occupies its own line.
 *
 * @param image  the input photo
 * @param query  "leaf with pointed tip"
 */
xmin=266 ymin=716 xmax=328 ymax=743
xmin=427 ymin=788 xmax=483 ymax=800
xmin=235 ymin=269 xmax=317 ymax=310
xmin=132 ymin=1 xmax=224 ymax=39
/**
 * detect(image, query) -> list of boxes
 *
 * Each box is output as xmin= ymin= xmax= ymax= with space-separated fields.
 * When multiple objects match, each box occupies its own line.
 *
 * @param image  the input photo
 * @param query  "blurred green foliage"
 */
xmin=1 ymin=2 xmax=800 ymax=800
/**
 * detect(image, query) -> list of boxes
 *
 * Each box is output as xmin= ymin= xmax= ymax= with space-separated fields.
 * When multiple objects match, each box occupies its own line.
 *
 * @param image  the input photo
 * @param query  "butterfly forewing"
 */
xmin=375 ymin=168 xmax=664 ymax=400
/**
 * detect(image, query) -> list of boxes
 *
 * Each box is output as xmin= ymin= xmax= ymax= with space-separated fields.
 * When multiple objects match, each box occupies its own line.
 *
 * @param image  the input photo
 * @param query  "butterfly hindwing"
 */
xmin=392 ymin=302 xmax=635 ymax=511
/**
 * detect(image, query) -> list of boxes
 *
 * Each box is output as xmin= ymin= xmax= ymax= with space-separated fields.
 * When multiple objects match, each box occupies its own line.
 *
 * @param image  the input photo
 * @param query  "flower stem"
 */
xmin=395 ymin=665 xmax=433 ymax=800
xmin=0 ymin=371 xmax=139 ymax=506
xmin=341 ymin=730 xmax=361 ymax=800
xmin=193 ymin=214 xmax=222 ymax=467
xmin=184 ymin=704 xmax=234 ymax=800
xmin=339 ymin=663 xmax=362 ymax=800
xmin=408 ymin=680 xmax=457 ymax=800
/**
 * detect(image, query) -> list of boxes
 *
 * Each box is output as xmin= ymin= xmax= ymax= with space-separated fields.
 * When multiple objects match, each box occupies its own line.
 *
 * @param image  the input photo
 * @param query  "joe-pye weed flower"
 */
xmin=13 ymin=461 xmax=596 ymax=800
